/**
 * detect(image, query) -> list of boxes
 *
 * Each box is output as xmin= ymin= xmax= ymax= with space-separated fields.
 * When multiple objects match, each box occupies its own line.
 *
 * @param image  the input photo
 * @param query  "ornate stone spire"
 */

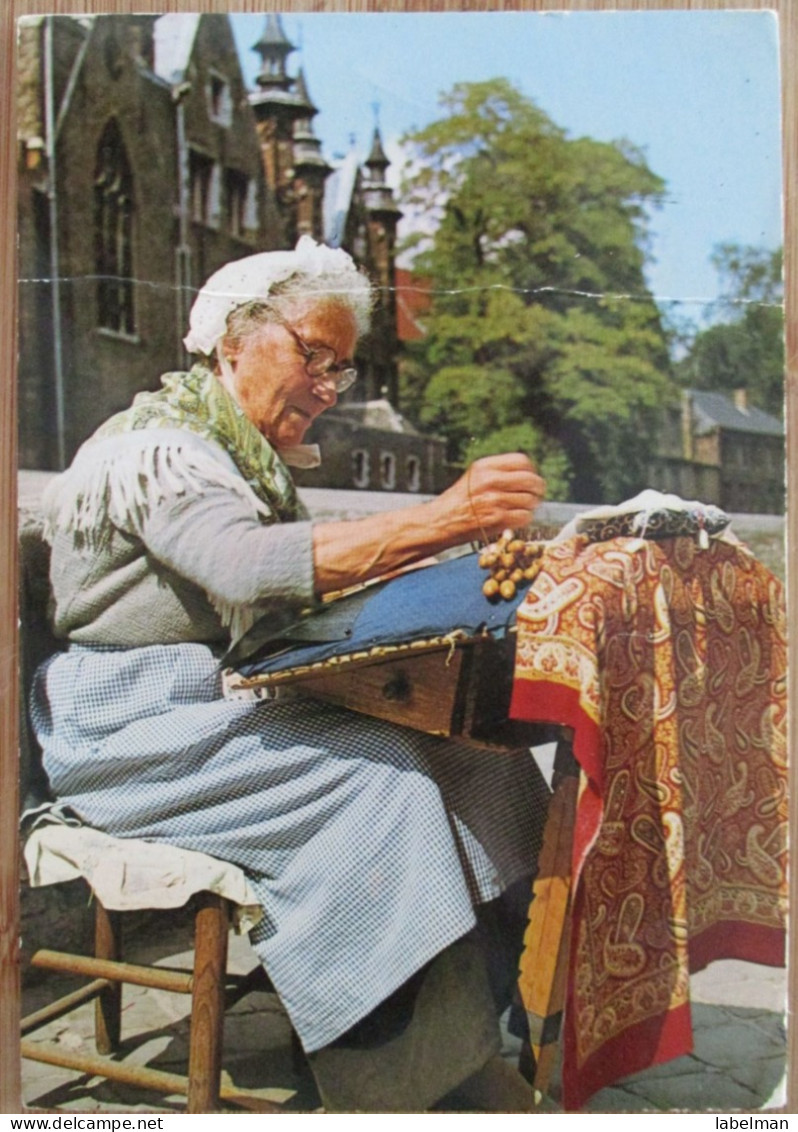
xmin=363 ymin=126 xmax=401 ymax=217
xmin=365 ymin=126 xmax=390 ymax=179
xmin=252 ymin=13 xmax=295 ymax=90
xmin=292 ymin=69 xmax=329 ymax=174
xmin=293 ymin=66 xmax=317 ymax=116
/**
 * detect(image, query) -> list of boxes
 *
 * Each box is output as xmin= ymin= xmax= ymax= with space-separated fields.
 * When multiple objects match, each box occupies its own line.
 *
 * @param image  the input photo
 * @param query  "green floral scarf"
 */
xmin=94 ymin=364 xmax=307 ymax=522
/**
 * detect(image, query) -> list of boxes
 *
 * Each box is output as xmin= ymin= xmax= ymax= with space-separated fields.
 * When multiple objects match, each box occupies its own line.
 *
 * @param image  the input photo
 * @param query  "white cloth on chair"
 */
xmin=24 ymin=810 xmax=263 ymax=932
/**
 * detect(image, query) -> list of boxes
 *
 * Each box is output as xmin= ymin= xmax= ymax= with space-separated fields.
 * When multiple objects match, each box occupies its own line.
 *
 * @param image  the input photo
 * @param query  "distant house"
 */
xmin=293 ymin=399 xmax=451 ymax=495
xmin=651 ymin=388 xmax=784 ymax=515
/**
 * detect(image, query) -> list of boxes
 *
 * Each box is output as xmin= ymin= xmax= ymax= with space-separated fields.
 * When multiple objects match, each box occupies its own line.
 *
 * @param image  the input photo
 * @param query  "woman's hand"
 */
xmin=433 ymin=454 xmax=547 ymax=542
xmin=312 ymin=453 xmax=546 ymax=595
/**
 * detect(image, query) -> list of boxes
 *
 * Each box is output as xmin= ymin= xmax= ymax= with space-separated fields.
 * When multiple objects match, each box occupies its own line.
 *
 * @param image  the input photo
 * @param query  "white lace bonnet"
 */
xmin=183 ymin=236 xmax=367 ymax=357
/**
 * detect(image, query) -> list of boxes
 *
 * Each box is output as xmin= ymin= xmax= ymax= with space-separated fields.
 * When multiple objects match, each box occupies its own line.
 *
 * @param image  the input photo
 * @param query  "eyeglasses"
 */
xmin=269 ymin=308 xmax=358 ymax=394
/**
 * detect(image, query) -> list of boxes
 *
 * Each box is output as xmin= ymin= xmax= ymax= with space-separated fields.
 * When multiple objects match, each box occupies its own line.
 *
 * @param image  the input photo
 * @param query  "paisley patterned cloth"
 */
xmin=509 ymin=534 xmax=788 ymax=1111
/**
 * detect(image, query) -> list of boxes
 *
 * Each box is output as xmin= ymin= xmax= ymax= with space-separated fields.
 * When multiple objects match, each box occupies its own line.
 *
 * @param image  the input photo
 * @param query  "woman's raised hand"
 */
xmin=437 ymin=453 xmax=547 ymax=542
xmin=312 ymin=452 xmax=546 ymax=594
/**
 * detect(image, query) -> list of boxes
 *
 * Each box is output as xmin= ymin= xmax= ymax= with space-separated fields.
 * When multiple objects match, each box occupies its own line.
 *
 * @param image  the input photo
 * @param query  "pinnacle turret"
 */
xmin=366 ymin=127 xmax=390 ymax=173
xmin=252 ymin=14 xmax=295 ymax=89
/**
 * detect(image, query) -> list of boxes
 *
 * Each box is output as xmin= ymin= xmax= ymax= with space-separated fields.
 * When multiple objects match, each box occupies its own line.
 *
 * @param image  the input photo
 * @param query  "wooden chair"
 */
xmin=20 ymin=878 xmax=277 ymax=1112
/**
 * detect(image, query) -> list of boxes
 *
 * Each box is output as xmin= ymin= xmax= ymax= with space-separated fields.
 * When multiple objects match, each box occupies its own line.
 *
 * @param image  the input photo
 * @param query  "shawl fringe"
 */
xmin=42 ymin=439 xmax=275 ymax=637
xmin=210 ymin=600 xmax=260 ymax=642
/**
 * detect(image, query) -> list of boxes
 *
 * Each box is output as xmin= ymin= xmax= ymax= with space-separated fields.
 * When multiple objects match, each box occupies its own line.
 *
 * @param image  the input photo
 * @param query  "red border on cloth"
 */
xmin=509 ymin=676 xmax=605 ymax=866
xmin=562 ymin=997 xmax=694 ymax=1111
xmin=689 ymin=922 xmax=786 ymax=973
xmin=509 ymin=673 xmax=786 ymax=1111
xmin=509 ymin=676 xmax=603 ymax=788
xmin=561 ymin=922 xmax=786 ymax=1111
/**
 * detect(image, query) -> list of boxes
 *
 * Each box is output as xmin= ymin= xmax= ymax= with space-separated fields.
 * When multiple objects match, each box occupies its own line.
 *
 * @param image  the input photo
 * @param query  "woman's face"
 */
xmin=222 ymin=299 xmax=358 ymax=449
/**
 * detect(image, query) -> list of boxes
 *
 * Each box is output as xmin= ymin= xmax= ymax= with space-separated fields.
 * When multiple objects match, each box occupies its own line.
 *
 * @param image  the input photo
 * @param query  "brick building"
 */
xmin=17 ymin=11 xmax=432 ymax=491
xmin=17 ymin=13 xmax=278 ymax=469
xmin=650 ymin=388 xmax=784 ymax=514
xmin=249 ymin=14 xmax=403 ymax=405
xmin=322 ymin=131 xmax=403 ymax=405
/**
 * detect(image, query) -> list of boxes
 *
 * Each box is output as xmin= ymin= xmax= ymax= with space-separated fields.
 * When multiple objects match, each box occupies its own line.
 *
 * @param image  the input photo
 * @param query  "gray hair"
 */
xmin=223 ymin=268 xmax=374 ymax=350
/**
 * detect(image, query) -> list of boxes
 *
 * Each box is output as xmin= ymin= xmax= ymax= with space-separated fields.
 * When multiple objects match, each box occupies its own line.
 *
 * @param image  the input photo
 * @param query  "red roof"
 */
xmin=395 ymin=267 xmax=431 ymax=342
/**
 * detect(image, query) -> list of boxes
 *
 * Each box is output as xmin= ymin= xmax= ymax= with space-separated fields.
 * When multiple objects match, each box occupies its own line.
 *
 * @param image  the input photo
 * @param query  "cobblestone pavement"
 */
xmin=515 ymin=959 xmax=788 ymax=1114
xmin=581 ymin=961 xmax=788 ymax=1113
xmin=20 ymin=916 xmax=787 ymax=1115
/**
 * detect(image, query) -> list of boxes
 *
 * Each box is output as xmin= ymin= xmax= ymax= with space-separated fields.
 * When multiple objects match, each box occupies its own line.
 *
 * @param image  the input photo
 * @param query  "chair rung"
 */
xmin=30 ymin=949 xmax=193 ymax=994
xmin=21 ymin=1038 xmax=190 ymax=1096
xmin=21 ymin=1039 xmax=285 ymax=1111
xmin=21 ymin=978 xmax=112 ymax=1036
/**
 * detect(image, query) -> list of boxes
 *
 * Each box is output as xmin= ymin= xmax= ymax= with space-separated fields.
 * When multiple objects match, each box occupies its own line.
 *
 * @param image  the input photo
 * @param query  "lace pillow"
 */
xmin=574 ymin=490 xmax=730 ymax=545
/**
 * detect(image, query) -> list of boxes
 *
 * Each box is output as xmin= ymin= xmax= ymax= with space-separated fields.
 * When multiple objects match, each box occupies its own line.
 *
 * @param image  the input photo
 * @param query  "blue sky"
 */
xmin=231 ymin=10 xmax=783 ymax=328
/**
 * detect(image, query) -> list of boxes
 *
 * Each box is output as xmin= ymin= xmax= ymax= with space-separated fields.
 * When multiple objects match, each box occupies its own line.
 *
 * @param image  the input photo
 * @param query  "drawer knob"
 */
xmin=382 ymin=673 xmax=411 ymax=702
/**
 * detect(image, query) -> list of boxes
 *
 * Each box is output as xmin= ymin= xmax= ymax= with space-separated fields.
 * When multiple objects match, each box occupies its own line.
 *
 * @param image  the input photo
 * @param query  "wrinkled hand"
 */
xmin=438 ymin=453 xmax=546 ymax=542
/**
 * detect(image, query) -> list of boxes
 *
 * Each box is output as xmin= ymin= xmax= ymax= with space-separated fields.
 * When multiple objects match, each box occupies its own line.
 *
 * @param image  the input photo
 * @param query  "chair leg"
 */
xmin=187 ymin=893 xmax=229 ymax=1113
xmin=94 ymin=903 xmax=123 ymax=1055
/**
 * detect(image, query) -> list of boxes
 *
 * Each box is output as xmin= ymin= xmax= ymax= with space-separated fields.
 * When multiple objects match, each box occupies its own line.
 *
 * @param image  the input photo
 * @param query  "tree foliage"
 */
xmin=676 ymin=245 xmax=784 ymax=418
xmin=398 ymin=79 xmax=675 ymax=502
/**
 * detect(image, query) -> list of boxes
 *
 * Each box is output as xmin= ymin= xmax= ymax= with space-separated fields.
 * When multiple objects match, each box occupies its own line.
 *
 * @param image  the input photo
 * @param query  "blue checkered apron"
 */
xmin=32 ymin=642 xmax=543 ymax=1052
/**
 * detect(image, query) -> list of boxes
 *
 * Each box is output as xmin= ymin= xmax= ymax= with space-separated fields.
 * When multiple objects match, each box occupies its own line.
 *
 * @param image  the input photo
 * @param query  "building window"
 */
xmin=94 ymin=119 xmax=135 ymax=335
xmin=190 ymin=151 xmax=221 ymax=229
xmin=406 ymin=455 xmax=421 ymax=493
xmin=352 ymin=449 xmax=370 ymax=489
xmin=207 ymin=72 xmax=233 ymax=127
xmin=353 ymin=228 xmax=367 ymax=262
xmin=225 ymin=170 xmax=255 ymax=238
xmin=380 ymin=451 xmax=396 ymax=491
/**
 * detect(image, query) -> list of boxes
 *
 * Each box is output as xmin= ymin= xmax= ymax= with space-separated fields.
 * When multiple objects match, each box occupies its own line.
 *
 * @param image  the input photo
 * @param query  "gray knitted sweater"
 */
xmin=43 ymin=428 xmax=316 ymax=648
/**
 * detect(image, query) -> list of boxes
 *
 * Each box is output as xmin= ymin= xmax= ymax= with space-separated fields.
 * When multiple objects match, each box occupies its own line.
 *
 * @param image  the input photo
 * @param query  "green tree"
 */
xmin=399 ymin=79 xmax=676 ymax=503
xmin=465 ymin=424 xmax=573 ymax=501
xmin=676 ymin=245 xmax=784 ymax=418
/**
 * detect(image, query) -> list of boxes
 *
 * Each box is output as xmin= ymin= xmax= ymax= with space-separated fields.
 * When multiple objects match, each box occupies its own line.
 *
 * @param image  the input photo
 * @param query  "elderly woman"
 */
xmin=32 ymin=238 xmax=548 ymax=1113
